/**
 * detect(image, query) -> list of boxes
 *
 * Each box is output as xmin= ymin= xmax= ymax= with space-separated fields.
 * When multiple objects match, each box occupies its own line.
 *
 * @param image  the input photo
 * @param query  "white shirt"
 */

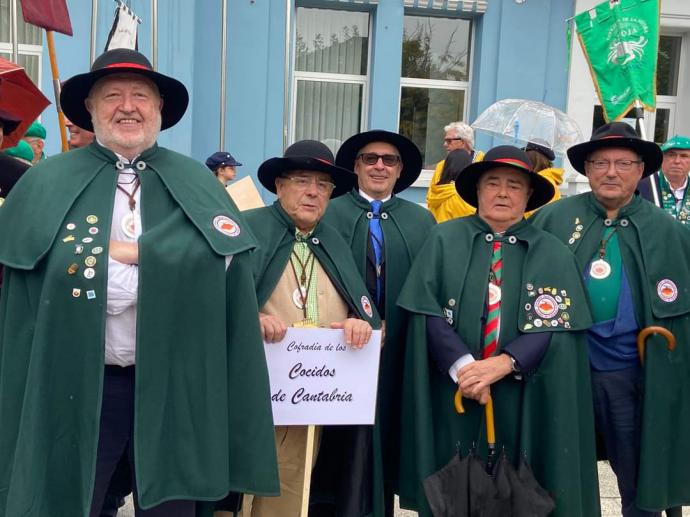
xmin=105 ymin=154 xmax=141 ymax=366
xmin=672 ymin=177 xmax=688 ymax=209
xmin=358 ymin=190 xmax=392 ymax=203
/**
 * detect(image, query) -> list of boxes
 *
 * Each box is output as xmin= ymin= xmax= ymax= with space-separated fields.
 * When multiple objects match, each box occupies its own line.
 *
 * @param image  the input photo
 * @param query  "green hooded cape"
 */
xmin=323 ymin=190 xmax=435 ymax=493
xmin=397 ymin=215 xmax=600 ymax=517
xmin=531 ymin=192 xmax=690 ymax=510
xmin=0 ymin=143 xmax=279 ymax=517
xmin=244 ymin=201 xmax=381 ymax=329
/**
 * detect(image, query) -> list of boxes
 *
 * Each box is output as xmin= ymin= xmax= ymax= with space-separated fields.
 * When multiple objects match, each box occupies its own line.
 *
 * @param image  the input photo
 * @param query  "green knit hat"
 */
xmin=661 ymin=135 xmax=690 ymax=153
xmin=24 ymin=120 xmax=46 ymax=139
xmin=3 ymin=140 xmax=35 ymax=163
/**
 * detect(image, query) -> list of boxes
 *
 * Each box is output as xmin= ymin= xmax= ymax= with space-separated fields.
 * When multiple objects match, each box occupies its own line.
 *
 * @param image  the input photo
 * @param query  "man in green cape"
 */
xmin=323 ymin=129 xmax=435 ymax=514
xmin=0 ymin=48 xmax=278 ymax=517
xmin=398 ymin=146 xmax=600 ymax=516
xmin=637 ymin=135 xmax=690 ymax=228
xmin=532 ymin=122 xmax=690 ymax=515
xmin=242 ymin=139 xmax=380 ymax=516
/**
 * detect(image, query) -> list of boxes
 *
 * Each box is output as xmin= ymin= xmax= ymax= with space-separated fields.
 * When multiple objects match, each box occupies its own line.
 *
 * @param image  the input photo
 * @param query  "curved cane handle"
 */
xmin=637 ymin=326 xmax=676 ymax=365
xmin=454 ymin=387 xmax=465 ymax=414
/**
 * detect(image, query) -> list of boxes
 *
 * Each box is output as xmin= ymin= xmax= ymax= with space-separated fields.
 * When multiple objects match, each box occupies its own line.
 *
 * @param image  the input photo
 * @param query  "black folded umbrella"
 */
xmin=423 ymin=392 xmax=555 ymax=517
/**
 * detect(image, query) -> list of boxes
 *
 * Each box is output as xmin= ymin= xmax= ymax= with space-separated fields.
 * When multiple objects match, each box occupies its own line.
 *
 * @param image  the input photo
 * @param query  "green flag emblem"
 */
xmin=574 ymin=0 xmax=659 ymax=122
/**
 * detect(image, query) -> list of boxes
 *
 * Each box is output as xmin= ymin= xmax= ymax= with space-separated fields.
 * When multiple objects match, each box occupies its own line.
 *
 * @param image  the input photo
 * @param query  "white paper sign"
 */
xmin=264 ymin=327 xmax=382 ymax=425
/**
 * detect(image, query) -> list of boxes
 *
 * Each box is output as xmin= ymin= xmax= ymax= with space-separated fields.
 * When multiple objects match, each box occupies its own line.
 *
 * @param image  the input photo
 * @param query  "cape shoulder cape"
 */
xmin=244 ymin=201 xmax=380 ymax=328
xmin=397 ymin=216 xmax=599 ymax=516
xmin=0 ymin=143 xmax=278 ymax=517
xmin=323 ymin=191 xmax=435 ymax=490
xmin=531 ymin=192 xmax=690 ymax=510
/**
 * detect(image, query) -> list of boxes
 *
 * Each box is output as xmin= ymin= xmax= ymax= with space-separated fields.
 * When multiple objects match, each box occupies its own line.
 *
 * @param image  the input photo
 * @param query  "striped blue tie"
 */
xmin=370 ymin=200 xmax=384 ymax=305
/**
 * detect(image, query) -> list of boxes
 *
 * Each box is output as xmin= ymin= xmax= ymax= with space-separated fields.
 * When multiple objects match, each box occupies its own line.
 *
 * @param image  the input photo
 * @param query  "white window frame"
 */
xmin=289 ymin=7 xmax=372 ymax=145
xmin=0 ymin=43 xmax=43 ymax=87
xmin=397 ymin=16 xmax=475 ymax=188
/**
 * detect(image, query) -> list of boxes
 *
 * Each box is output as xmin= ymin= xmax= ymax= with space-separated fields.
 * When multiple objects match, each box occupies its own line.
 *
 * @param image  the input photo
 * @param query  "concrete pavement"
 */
xmin=119 ymin=463 xmax=688 ymax=516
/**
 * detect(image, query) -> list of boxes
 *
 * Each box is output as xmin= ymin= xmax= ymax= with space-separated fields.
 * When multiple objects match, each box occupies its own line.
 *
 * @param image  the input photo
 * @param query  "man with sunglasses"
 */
xmin=321 ymin=130 xmax=435 ymax=516
xmin=532 ymin=122 xmax=690 ymax=516
xmin=242 ymin=139 xmax=379 ymax=516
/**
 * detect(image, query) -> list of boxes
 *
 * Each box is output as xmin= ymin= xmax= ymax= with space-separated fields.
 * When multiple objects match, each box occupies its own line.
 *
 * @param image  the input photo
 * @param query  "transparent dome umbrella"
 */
xmin=471 ymin=99 xmax=584 ymax=156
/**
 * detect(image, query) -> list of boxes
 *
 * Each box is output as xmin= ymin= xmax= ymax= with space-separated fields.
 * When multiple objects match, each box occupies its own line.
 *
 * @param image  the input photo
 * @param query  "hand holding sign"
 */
xmin=330 ymin=318 xmax=372 ymax=348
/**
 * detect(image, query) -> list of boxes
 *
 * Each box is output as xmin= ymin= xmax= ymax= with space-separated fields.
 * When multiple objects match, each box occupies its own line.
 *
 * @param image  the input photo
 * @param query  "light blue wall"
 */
xmin=38 ymin=0 xmax=574 ymax=205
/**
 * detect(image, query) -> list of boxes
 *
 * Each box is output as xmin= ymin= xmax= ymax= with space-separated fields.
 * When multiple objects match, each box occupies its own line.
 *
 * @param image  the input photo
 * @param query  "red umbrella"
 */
xmin=0 ymin=56 xmax=51 ymax=150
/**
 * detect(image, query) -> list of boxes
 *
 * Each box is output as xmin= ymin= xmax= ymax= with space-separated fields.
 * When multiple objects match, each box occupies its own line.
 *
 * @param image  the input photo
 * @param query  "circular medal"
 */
xmin=589 ymin=259 xmax=611 ymax=280
xmin=292 ymin=286 xmax=307 ymax=309
xmin=121 ymin=212 xmax=139 ymax=239
xmin=488 ymin=283 xmax=502 ymax=305
xmin=85 ymin=256 xmax=97 ymax=267
xmin=83 ymin=267 xmax=95 ymax=279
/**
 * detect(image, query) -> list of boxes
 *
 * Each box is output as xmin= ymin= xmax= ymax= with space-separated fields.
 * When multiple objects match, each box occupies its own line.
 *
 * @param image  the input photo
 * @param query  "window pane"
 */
xmin=399 ymin=86 xmax=465 ymax=166
xmin=0 ymin=0 xmax=42 ymax=45
xmin=295 ymin=7 xmax=369 ymax=75
xmin=0 ymin=51 xmax=39 ymax=85
xmin=653 ymin=108 xmax=670 ymax=144
xmin=402 ymin=16 xmax=471 ymax=81
xmin=295 ymin=80 xmax=363 ymax=154
xmin=657 ymin=35 xmax=681 ymax=96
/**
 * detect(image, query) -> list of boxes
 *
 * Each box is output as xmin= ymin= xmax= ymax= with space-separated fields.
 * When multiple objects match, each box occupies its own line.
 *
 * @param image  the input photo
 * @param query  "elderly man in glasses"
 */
xmin=532 ymin=122 xmax=690 ymax=516
xmin=320 ymin=130 xmax=435 ymax=516
xmin=242 ymin=139 xmax=379 ymax=516
xmin=426 ymin=121 xmax=483 ymax=222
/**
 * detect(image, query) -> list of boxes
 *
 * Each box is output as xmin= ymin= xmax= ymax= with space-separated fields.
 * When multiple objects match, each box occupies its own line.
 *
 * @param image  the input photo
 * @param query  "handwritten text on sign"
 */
xmin=264 ymin=328 xmax=382 ymax=425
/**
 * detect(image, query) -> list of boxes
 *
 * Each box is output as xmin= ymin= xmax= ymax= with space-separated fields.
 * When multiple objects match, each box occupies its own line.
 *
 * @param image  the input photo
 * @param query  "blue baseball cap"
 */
xmin=205 ymin=151 xmax=242 ymax=171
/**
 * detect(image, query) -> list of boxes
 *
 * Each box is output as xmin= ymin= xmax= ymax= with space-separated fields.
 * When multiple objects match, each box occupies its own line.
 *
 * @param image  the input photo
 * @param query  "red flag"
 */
xmin=20 ymin=0 xmax=73 ymax=36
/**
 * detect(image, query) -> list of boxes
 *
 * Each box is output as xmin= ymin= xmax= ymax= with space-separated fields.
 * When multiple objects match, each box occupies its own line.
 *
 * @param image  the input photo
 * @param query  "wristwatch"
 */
xmin=506 ymin=353 xmax=521 ymax=374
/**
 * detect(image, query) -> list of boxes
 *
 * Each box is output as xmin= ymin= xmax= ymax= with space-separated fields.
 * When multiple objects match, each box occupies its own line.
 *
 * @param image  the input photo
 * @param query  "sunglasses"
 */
xmin=443 ymin=137 xmax=464 ymax=144
xmin=357 ymin=153 xmax=401 ymax=167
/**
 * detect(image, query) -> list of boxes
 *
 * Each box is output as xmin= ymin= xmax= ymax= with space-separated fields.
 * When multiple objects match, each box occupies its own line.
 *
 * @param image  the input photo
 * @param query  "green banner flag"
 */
xmin=574 ymin=0 xmax=659 ymax=122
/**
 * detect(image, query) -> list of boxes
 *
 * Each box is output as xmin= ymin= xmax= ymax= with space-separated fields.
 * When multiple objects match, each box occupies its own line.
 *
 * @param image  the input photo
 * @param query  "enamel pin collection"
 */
xmin=63 ymin=215 xmax=102 ymax=300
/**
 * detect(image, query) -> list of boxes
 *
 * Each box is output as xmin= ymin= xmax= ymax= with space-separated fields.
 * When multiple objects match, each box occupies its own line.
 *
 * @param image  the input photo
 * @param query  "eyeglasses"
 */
xmin=282 ymin=175 xmax=335 ymax=194
xmin=357 ymin=153 xmax=401 ymax=167
xmin=443 ymin=137 xmax=464 ymax=144
xmin=585 ymin=159 xmax=643 ymax=172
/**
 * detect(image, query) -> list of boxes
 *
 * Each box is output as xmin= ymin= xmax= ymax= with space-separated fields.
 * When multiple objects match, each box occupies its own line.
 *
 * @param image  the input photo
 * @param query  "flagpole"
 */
xmin=45 ymin=30 xmax=68 ymax=152
xmin=299 ymin=424 xmax=316 ymax=517
xmin=10 ymin=0 xmax=18 ymax=62
xmin=219 ymin=0 xmax=228 ymax=150
xmin=151 ymin=0 xmax=158 ymax=70
xmin=90 ymin=0 xmax=98 ymax=64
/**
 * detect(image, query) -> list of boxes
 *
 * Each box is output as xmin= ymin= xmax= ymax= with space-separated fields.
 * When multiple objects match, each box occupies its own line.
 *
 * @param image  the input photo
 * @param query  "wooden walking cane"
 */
xmin=300 ymin=424 xmax=317 ymax=517
xmin=637 ymin=326 xmax=676 ymax=364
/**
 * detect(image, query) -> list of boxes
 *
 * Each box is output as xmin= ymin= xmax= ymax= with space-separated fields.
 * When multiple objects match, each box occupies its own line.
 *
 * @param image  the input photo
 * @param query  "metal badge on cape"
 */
xmin=361 ymin=296 xmax=373 ymax=318
xmin=213 ymin=215 xmax=241 ymax=237
xmin=657 ymin=279 xmax=678 ymax=303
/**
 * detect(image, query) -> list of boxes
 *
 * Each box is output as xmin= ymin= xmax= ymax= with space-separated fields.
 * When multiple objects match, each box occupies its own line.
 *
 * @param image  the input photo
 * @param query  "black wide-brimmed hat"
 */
xmin=60 ymin=48 xmax=189 ymax=132
xmin=456 ymin=145 xmax=555 ymax=212
xmin=335 ymin=130 xmax=422 ymax=193
xmin=257 ymin=140 xmax=356 ymax=198
xmin=567 ymin=122 xmax=662 ymax=177
xmin=0 ymin=109 xmax=21 ymax=137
